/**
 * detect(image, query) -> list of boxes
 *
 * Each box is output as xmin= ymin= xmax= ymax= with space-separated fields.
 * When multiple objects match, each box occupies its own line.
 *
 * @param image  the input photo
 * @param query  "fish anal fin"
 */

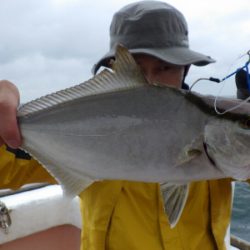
xmin=160 ymin=183 xmax=189 ymax=228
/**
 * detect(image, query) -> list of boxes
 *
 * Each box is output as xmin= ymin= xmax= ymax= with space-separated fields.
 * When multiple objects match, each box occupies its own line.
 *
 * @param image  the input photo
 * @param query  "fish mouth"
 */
xmin=203 ymin=142 xmax=216 ymax=167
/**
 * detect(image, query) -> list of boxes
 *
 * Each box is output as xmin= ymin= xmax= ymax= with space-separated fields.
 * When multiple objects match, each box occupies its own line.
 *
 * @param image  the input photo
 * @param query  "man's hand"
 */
xmin=0 ymin=80 xmax=21 ymax=148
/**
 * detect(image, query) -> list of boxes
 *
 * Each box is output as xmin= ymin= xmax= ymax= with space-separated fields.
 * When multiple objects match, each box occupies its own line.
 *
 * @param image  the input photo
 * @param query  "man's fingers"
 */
xmin=0 ymin=107 xmax=21 ymax=148
xmin=0 ymin=80 xmax=21 ymax=148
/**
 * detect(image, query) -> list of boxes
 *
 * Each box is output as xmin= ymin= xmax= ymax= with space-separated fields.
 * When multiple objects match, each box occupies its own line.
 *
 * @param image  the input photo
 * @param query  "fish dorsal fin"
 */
xmin=17 ymin=45 xmax=148 ymax=117
xmin=160 ymin=183 xmax=189 ymax=228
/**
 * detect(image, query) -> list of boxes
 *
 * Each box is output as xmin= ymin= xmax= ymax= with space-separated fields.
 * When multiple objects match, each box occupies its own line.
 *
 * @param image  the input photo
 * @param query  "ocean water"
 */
xmin=231 ymin=181 xmax=250 ymax=242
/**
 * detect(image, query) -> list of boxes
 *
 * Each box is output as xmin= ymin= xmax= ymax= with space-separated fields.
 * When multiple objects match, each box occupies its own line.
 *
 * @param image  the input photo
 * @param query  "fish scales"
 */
xmin=18 ymin=86 xmax=221 ymax=182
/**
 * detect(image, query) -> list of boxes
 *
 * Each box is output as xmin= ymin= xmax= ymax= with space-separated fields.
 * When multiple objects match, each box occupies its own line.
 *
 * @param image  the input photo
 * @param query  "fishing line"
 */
xmin=189 ymin=50 xmax=250 ymax=115
xmin=214 ymin=96 xmax=250 ymax=115
xmin=189 ymin=77 xmax=220 ymax=91
xmin=214 ymin=50 xmax=250 ymax=115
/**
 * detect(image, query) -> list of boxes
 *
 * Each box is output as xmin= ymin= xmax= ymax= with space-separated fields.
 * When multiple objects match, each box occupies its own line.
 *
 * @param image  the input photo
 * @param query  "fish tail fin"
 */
xmin=160 ymin=183 xmax=189 ymax=228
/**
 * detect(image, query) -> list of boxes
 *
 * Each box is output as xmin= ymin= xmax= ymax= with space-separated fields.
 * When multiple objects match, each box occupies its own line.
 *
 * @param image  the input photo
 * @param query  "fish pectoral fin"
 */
xmin=177 ymin=135 xmax=203 ymax=164
xmin=160 ymin=183 xmax=189 ymax=228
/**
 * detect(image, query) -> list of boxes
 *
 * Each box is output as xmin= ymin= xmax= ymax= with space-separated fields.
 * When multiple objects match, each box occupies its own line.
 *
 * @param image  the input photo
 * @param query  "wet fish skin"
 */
xmin=18 ymin=84 xmax=226 ymax=186
xmin=17 ymin=45 xmax=250 ymax=189
xmin=204 ymin=119 xmax=250 ymax=180
xmin=17 ymin=46 xmax=250 ymax=227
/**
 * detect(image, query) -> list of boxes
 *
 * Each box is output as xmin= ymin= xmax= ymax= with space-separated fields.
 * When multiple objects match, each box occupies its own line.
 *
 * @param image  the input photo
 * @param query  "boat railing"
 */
xmin=231 ymin=234 xmax=250 ymax=250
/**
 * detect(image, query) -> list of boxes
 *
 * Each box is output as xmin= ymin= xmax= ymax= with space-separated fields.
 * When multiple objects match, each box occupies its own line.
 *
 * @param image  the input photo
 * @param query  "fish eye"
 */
xmin=239 ymin=119 xmax=250 ymax=129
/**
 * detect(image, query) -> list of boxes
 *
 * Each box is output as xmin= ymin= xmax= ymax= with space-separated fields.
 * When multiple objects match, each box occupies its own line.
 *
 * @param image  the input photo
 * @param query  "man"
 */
xmin=0 ymin=1 xmax=247 ymax=249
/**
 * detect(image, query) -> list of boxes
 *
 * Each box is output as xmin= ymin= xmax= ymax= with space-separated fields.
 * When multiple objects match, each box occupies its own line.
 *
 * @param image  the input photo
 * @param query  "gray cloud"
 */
xmin=0 ymin=0 xmax=117 ymax=102
xmin=0 ymin=0 xmax=111 ymax=63
xmin=0 ymin=0 xmax=250 ymax=102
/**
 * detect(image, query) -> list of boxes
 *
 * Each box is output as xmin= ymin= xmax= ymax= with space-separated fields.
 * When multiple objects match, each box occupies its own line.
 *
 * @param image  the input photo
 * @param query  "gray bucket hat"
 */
xmin=92 ymin=1 xmax=215 ymax=74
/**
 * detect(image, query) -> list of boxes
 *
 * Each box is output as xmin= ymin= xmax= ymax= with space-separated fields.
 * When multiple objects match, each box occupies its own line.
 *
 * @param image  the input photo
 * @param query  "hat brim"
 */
xmin=92 ymin=47 xmax=215 ymax=74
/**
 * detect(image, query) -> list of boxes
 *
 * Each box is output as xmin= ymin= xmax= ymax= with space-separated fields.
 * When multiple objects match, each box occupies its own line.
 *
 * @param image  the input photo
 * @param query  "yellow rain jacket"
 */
xmin=0 ymin=145 xmax=247 ymax=250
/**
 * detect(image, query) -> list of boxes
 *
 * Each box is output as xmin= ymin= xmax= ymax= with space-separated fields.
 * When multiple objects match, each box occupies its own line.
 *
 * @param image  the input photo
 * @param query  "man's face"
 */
xmin=133 ymin=54 xmax=185 ymax=88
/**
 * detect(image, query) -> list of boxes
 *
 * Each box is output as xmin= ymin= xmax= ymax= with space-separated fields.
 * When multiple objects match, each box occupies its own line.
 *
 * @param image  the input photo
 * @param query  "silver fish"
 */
xmin=17 ymin=45 xmax=250 ymax=227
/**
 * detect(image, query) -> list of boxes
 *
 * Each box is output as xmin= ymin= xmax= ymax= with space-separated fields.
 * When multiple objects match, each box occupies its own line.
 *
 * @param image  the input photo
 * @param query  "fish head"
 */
xmin=204 ymin=117 xmax=250 ymax=180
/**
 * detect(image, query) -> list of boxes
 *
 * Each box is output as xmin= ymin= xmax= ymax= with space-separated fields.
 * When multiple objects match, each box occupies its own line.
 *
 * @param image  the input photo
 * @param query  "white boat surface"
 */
xmin=0 ymin=185 xmax=248 ymax=250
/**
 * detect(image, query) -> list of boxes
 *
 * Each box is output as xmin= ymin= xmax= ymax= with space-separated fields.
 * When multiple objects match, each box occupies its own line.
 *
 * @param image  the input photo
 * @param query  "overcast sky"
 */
xmin=0 ymin=0 xmax=250 ymax=102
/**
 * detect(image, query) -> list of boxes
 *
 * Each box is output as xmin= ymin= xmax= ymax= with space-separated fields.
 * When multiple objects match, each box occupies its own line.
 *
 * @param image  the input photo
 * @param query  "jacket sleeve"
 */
xmin=0 ymin=145 xmax=57 ymax=190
